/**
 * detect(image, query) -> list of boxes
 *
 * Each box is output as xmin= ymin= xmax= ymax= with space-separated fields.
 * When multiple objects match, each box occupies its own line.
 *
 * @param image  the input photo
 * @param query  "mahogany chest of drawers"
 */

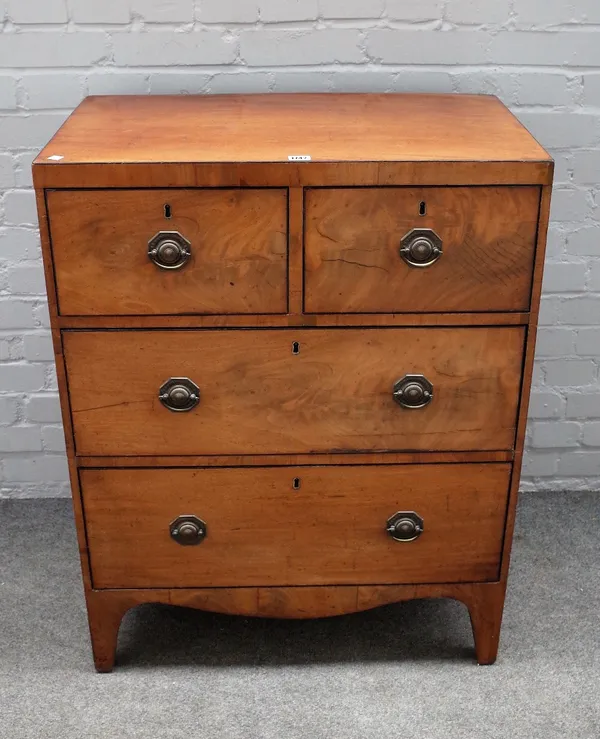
xmin=34 ymin=93 xmax=553 ymax=671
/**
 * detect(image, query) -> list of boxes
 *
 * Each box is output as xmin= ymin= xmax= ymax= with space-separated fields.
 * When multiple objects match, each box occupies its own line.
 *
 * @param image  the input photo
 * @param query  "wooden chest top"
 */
xmin=33 ymin=93 xmax=552 ymax=188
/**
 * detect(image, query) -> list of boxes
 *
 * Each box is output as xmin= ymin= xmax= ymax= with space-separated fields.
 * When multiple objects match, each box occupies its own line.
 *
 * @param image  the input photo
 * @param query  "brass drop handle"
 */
xmin=148 ymin=230 xmax=191 ymax=270
xmin=386 ymin=511 xmax=424 ymax=542
xmin=170 ymin=515 xmax=207 ymax=546
xmin=393 ymin=374 xmax=433 ymax=409
xmin=400 ymin=228 xmax=442 ymax=267
xmin=159 ymin=377 xmax=200 ymax=412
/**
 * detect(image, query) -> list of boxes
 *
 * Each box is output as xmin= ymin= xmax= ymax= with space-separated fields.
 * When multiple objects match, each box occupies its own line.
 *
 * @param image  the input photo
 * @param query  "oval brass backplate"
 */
xmin=159 ymin=377 xmax=200 ymax=412
xmin=170 ymin=515 xmax=207 ymax=546
xmin=399 ymin=228 xmax=442 ymax=268
xmin=386 ymin=511 xmax=424 ymax=542
xmin=392 ymin=374 xmax=433 ymax=409
xmin=148 ymin=230 xmax=191 ymax=270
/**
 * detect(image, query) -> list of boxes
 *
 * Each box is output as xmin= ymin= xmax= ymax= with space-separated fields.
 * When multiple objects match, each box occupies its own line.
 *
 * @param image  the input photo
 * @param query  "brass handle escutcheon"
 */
xmin=170 ymin=515 xmax=207 ymax=545
xmin=400 ymin=228 xmax=442 ymax=267
xmin=148 ymin=231 xmax=191 ymax=270
xmin=393 ymin=374 xmax=433 ymax=409
xmin=386 ymin=511 xmax=424 ymax=542
xmin=159 ymin=377 xmax=200 ymax=412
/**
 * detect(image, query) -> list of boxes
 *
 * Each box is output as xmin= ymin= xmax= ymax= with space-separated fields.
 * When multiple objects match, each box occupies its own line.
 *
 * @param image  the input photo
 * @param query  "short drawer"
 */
xmin=64 ymin=327 xmax=524 ymax=456
xmin=82 ymin=463 xmax=511 ymax=589
xmin=47 ymin=188 xmax=288 ymax=315
xmin=304 ymin=186 xmax=540 ymax=313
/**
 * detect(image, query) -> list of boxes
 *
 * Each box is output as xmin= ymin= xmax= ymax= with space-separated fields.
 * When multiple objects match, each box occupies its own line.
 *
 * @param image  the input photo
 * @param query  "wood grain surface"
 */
xmin=82 ymin=463 xmax=511 ymax=589
xmin=500 ymin=184 xmax=553 ymax=582
xmin=305 ymin=186 xmax=540 ymax=313
xmin=63 ymin=327 xmax=525 ymax=456
xmin=47 ymin=188 xmax=288 ymax=316
xmin=33 ymin=95 xmax=552 ymax=189
xmin=77 ymin=450 xmax=513 ymax=467
xmin=55 ymin=312 xmax=530 ymax=329
xmin=36 ymin=94 xmax=550 ymax=165
xmin=33 ymin=160 xmax=553 ymax=190
xmin=85 ymin=580 xmax=506 ymax=670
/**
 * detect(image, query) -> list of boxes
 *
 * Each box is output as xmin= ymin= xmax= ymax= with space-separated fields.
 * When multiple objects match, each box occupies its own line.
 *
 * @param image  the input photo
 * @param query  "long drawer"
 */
xmin=82 ymin=463 xmax=511 ymax=589
xmin=304 ymin=186 xmax=540 ymax=313
xmin=64 ymin=327 xmax=524 ymax=456
xmin=47 ymin=188 xmax=288 ymax=316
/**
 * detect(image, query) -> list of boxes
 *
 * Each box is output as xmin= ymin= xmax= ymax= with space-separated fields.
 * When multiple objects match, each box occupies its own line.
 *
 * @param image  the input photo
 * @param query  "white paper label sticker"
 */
xmin=288 ymin=155 xmax=311 ymax=161
xmin=47 ymin=155 xmax=64 ymax=161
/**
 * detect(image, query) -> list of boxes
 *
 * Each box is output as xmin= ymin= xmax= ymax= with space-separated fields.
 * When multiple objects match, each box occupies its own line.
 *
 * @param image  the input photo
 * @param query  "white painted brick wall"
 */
xmin=0 ymin=0 xmax=599 ymax=497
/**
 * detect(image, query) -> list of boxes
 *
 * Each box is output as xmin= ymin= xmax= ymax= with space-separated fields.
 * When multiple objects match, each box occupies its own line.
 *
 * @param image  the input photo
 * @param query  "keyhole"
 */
xmin=292 ymin=477 xmax=301 ymax=490
xmin=292 ymin=341 xmax=300 ymax=355
xmin=164 ymin=203 xmax=172 ymax=219
xmin=419 ymin=201 xmax=427 ymax=216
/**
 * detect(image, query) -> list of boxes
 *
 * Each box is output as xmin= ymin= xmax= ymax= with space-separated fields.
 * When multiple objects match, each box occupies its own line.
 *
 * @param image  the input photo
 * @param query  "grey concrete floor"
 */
xmin=0 ymin=492 xmax=599 ymax=739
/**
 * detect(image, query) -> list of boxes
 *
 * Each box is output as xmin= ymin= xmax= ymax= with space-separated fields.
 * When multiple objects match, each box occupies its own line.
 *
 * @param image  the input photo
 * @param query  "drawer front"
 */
xmin=47 ymin=188 xmax=288 ymax=315
xmin=82 ymin=464 xmax=511 ymax=588
xmin=304 ymin=186 xmax=540 ymax=313
xmin=64 ymin=327 xmax=524 ymax=456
